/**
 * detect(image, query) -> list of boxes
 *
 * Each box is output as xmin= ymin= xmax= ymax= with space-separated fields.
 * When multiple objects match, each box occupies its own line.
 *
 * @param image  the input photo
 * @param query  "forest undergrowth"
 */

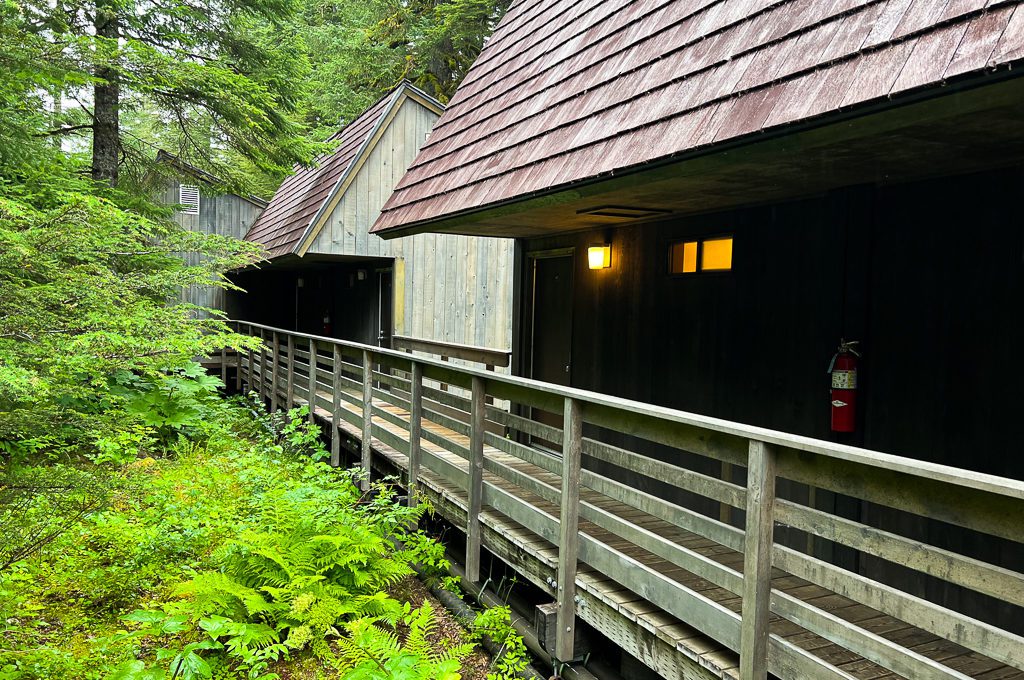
xmin=0 ymin=395 xmax=527 ymax=680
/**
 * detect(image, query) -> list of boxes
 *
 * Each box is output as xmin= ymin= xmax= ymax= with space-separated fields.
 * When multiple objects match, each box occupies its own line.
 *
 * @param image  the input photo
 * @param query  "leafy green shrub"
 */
xmin=471 ymin=606 xmax=529 ymax=680
xmin=258 ymin=402 xmax=329 ymax=463
xmin=0 ymin=398 xmax=519 ymax=680
xmin=0 ymin=464 xmax=116 ymax=571
xmin=0 ymin=188 xmax=262 ymax=452
xmin=109 ymin=363 xmax=225 ymax=447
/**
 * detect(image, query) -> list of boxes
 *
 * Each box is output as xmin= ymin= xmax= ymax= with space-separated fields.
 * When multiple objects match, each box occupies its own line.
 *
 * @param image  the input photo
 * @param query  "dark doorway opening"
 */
xmin=527 ymin=250 xmax=574 ymax=448
xmin=230 ymin=256 xmax=394 ymax=347
xmin=376 ymin=268 xmax=393 ymax=348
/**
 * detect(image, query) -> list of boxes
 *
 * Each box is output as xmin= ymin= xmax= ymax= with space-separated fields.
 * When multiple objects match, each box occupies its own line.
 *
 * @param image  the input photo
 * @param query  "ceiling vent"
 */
xmin=576 ymin=205 xmax=671 ymax=220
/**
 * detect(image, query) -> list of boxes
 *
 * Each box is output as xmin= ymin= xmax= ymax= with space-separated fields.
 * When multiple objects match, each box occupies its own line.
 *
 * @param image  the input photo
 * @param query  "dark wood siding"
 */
xmin=520 ymin=165 xmax=1024 ymax=478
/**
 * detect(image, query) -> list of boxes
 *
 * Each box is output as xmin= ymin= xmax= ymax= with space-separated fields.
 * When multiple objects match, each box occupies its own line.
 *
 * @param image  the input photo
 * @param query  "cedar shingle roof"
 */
xmin=371 ymin=0 xmax=1024 ymax=235
xmin=244 ymin=82 xmax=443 ymax=258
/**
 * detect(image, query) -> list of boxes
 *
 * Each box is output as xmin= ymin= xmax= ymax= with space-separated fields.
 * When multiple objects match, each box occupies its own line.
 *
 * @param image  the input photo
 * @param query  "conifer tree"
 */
xmin=14 ymin=0 xmax=314 ymax=189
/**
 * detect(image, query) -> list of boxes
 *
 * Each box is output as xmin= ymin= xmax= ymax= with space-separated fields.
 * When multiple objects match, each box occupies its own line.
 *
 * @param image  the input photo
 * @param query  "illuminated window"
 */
xmin=701 ymin=237 xmax=733 ymax=271
xmin=669 ymin=236 xmax=733 ymax=274
xmin=670 ymin=241 xmax=698 ymax=273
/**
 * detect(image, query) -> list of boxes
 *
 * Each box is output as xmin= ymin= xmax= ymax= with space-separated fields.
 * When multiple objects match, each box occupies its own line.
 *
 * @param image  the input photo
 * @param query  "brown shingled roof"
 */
xmin=371 ymin=0 xmax=1024 ymax=236
xmin=244 ymin=82 xmax=443 ymax=258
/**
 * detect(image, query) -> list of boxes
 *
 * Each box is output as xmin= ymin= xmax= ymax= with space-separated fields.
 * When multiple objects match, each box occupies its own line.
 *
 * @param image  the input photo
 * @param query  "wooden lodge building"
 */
xmin=372 ymin=2 xmax=1024 ymax=478
xmin=155 ymin=151 xmax=268 ymax=316
xmin=236 ymin=81 xmax=514 ymax=355
xmin=348 ymin=1 xmax=1024 ymax=678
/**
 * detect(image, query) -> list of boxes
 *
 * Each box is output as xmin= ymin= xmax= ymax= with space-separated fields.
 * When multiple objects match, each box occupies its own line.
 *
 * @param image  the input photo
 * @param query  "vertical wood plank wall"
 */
xmin=309 ymin=97 xmax=515 ymax=355
xmin=165 ymin=182 xmax=265 ymax=317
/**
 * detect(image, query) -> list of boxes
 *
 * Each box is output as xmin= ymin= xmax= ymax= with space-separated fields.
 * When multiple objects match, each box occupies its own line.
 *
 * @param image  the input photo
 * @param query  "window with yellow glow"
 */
xmin=701 ymin=237 xmax=733 ymax=271
xmin=669 ymin=236 xmax=733 ymax=274
xmin=669 ymin=241 xmax=698 ymax=273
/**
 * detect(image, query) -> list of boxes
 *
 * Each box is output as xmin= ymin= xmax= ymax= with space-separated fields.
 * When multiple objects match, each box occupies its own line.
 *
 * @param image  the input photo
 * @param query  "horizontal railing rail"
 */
xmin=226 ymin=320 xmax=1024 ymax=680
xmin=391 ymin=334 xmax=511 ymax=368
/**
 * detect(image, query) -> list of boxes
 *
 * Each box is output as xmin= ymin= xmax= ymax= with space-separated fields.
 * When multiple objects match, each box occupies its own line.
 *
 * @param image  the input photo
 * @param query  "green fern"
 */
xmin=175 ymin=572 xmax=282 ymax=621
xmin=119 ymin=445 xmax=471 ymax=678
xmin=335 ymin=603 xmax=472 ymax=680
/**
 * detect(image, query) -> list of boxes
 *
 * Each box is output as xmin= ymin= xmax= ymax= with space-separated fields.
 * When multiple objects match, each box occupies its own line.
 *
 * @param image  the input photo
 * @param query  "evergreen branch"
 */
xmin=34 ymin=123 xmax=95 ymax=137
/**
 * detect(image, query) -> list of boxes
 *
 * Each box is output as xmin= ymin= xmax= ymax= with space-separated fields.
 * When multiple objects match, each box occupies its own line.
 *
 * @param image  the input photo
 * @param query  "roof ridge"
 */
xmin=242 ymin=89 xmax=402 ymax=256
xmin=155 ymin=149 xmax=269 ymax=208
xmin=420 ymin=0 xmax=789 ymax=157
xmin=291 ymin=82 xmax=445 ymax=255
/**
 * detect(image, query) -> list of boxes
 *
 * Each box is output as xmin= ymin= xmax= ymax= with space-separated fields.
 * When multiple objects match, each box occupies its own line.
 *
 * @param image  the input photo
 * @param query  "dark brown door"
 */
xmin=529 ymin=254 xmax=573 ymax=446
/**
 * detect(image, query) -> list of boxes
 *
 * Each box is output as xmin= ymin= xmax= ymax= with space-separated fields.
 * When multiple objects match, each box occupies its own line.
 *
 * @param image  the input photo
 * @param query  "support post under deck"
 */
xmin=740 ymin=440 xmax=777 ymax=680
xmin=270 ymin=331 xmax=280 ymax=412
xmin=361 ymin=349 xmax=373 ymax=491
xmin=331 ymin=344 xmax=342 ymax=467
xmin=466 ymin=375 xmax=486 ymax=583
xmin=408 ymin=361 xmax=423 ymax=496
xmin=556 ymin=397 xmax=583 ymax=663
xmin=308 ymin=339 xmax=317 ymax=423
xmin=286 ymin=334 xmax=295 ymax=410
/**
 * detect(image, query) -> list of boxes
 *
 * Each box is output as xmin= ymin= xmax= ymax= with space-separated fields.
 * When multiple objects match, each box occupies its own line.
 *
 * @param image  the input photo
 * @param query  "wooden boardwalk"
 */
xmin=227 ymin=321 xmax=1024 ymax=680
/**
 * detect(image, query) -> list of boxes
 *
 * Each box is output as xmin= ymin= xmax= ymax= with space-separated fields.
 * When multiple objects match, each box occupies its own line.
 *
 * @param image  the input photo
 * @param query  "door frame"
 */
xmin=374 ymin=266 xmax=393 ymax=348
xmin=525 ymin=248 xmax=575 ymax=383
xmin=524 ymin=248 xmax=575 ymax=451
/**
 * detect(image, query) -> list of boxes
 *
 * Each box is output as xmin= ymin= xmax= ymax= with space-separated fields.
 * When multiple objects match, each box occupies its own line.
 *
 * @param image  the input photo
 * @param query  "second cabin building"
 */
xmin=236 ymin=82 xmax=514 ymax=357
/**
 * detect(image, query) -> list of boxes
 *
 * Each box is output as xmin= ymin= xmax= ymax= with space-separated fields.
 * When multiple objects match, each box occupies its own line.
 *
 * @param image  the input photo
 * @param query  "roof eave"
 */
xmin=371 ymin=69 xmax=1024 ymax=240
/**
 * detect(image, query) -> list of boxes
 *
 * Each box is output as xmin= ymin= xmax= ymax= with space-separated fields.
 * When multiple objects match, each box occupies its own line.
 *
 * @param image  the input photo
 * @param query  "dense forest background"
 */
xmin=4 ymin=0 xmax=508 ymax=196
xmin=0 ymin=0 xmax=508 ymax=449
xmin=0 ymin=2 xmax=518 ymax=678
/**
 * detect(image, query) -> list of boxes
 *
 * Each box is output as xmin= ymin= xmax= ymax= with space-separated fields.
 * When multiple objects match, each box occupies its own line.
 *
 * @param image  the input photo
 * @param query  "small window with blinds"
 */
xmin=179 ymin=184 xmax=200 ymax=215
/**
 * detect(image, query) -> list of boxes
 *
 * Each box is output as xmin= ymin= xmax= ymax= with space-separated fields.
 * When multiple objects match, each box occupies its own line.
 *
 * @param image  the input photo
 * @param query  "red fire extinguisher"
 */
xmin=827 ymin=339 xmax=860 ymax=433
xmin=322 ymin=314 xmax=332 ymax=336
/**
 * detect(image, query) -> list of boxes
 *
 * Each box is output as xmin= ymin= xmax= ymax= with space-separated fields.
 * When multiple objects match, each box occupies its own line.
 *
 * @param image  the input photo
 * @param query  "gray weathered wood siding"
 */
xmin=163 ymin=181 xmax=265 ymax=317
xmin=307 ymin=97 xmax=514 ymax=355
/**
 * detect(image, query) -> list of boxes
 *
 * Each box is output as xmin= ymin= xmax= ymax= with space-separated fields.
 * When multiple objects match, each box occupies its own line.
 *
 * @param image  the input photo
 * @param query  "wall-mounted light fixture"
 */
xmin=588 ymin=244 xmax=611 ymax=269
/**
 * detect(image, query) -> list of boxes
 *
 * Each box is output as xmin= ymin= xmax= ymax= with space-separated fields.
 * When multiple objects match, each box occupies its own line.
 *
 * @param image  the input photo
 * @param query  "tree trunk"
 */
xmin=92 ymin=0 xmax=120 ymax=187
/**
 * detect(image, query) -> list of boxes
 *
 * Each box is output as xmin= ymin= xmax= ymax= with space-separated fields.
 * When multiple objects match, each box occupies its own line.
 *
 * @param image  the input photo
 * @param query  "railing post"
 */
xmin=258 ymin=328 xmax=266 ymax=403
xmin=270 ymin=331 xmax=280 ymax=412
xmin=361 ymin=349 xmax=373 ymax=491
xmin=331 ymin=343 xmax=342 ymax=467
xmin=308 ymin=339 xmax=317 ymax=423
xmin=236 ymin=325 xmax=243 ymax=392
xmin=286 ymin=334 xmax=295 ymax=410
xmin=465 ymin=375 xmax=485 ymax=583
xmin=556 ymin=397 xmax=582 ymax=662
xmin=220 ymin=346 xmax=227 ymax=384
xmin=740 ymin=440 xmax=777 ymax=680
xmin=408 ymin=361 xmax=423 ymax=495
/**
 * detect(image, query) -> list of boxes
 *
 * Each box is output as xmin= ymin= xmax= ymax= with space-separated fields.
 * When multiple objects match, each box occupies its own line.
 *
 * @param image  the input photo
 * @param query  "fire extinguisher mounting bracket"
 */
xmin=827 ymin=339 xmax=861 ymax=373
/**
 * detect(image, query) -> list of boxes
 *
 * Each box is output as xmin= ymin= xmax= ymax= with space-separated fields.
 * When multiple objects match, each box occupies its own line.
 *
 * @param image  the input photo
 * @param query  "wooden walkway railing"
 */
xmin=226 ymin=321 xmax=1024 ymax=680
